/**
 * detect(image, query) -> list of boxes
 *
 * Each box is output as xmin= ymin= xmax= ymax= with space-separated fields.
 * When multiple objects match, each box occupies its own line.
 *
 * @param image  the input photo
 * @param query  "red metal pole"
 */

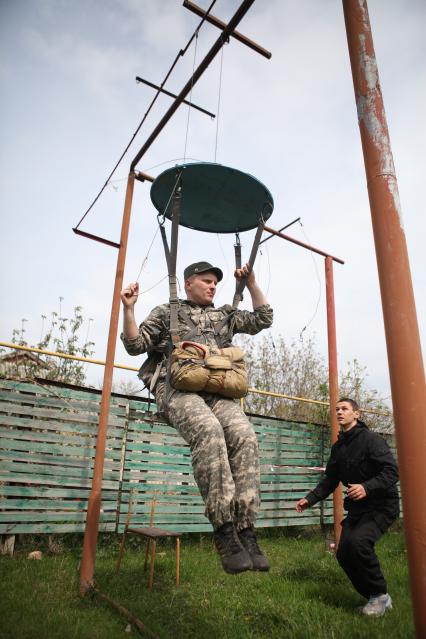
xmin=79 ymin=172 xmax=136 ymax=594
xmin=325 ymin=256 xmax=344 ymax=546
xmin=343 ymin=2 xmax=426 ymax=635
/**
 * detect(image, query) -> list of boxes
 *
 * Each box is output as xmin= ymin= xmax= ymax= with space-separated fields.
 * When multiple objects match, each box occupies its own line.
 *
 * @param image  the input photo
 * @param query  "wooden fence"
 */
xmin=0 ymin=377 xmax=352 ymax=535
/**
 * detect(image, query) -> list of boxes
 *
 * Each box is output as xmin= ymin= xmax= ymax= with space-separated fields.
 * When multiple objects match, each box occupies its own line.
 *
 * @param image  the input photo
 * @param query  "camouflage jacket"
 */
xmin=121 ymin=299 xmax=273 ymax=388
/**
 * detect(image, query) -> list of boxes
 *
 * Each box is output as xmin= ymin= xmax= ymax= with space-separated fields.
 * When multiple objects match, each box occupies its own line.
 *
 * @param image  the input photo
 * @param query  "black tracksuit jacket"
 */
xmin=305 ymin=421 xmax=399 ymax=528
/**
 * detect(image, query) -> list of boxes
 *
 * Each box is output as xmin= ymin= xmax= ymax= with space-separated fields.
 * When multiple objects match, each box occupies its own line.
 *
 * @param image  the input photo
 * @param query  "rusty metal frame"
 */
xmin=343 ymin=2 xmax=426 ymax=636
xmin=72 ymin=228 xmax=120 ymax=249
xmin=259 ymin=217 xmax=301 ymax=245
xmin=324 ymin=256 xmax=343 ymax=545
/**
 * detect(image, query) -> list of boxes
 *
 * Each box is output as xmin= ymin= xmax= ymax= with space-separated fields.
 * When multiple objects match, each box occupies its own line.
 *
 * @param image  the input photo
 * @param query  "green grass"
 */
xmin=0 ymin=527 xmax=413 ymax=639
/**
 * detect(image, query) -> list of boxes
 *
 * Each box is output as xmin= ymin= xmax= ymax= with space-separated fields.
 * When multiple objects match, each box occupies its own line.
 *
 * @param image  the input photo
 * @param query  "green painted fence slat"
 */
xmin=0 ymin=522 xmax=115 ymax=534
xmin=0 ymin=402 xmax=125 ymax=428
xmin=0 ymin=472 xmax=117 ymax=490
xmin=0 ymin=499 xmax=116 ymax=511
xmin=0 ymin=450 xmax=120 ymax=472
xmin=0 ymin=512 xmax=116 ymax=523
xmin=0 ymin=460 xmax=118 ymax=480
xmin=0 ymin=426 xmax=124 ymax=449
xmin=0 ymin=485 xmax=117 ymax=499
xmin=0 ymin=415 xmax=124 ymax=439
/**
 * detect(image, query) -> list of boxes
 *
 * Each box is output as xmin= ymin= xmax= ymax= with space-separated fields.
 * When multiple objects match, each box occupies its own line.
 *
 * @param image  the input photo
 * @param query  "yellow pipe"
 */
xmin=246 ymin=386 xmax=392 ymax=416
xmin=0 ymin=341 xmax=138 ymax=372
xmin=247 ymin=386 xmax=328 ymax=405
xmin=0 ymin=340 xmax=392 ymax=416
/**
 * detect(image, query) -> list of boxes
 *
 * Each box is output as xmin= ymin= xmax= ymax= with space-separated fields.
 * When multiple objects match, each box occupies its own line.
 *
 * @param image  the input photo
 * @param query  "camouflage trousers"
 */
xmin=156 ymin=384 xmax=260 ymax=531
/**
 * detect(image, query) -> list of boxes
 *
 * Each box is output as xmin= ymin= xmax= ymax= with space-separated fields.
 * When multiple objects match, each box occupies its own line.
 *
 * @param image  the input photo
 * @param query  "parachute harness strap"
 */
xmin=167 ymin=176 xmax=182 ymax=345
xmin=232 ymin=205 xmax=268 ymax=309
xmin=158 ymin=214 xmax=171 ymax=273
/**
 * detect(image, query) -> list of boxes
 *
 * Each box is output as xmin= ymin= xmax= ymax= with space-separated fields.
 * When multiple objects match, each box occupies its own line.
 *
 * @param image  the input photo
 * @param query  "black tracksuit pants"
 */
xmin=336 ymin=512 xmax=389 ymax=598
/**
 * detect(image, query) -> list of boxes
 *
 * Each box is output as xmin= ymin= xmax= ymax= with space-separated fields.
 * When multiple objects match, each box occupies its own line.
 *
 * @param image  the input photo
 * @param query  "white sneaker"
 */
xmin=360 ymin=593 xmax=393 ymax=617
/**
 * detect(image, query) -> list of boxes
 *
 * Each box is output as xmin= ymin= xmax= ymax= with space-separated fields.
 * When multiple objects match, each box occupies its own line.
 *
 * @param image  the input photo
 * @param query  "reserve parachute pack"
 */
xmin=170 ymin=341 xmax=248 ymax=398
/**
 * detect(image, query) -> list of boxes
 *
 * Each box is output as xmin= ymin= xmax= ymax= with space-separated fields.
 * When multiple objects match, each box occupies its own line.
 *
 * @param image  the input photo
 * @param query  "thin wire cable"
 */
xmin=158 ymin=169 xmax=183 ymax=225
xmin=298 ymin=220 xmax=322 ymax=339
xmin=107 ymin=157 xmax=203 ymax=186
xmin=215 ymin=232 xmax=231 ymax=285
xmin=214 ymin=42 xmax=225 ymax=162
xmin=143 ymin=156 xmax=202 ymax=174
xmin=264 ymin=242 xmax=271 ymax=296
xmin=136 ymin=274 xmax=169 ymax=296
xmin=183 ymin=33 xmax=199 ymax=161
xmin=135 ymin=273 xmax=181 ymax=297
xmin=134 ymin=168 xmax=182 ymax=285
xmin=134 ymin=226 xmax=161 ymax=283
xmin=261 ymin=464 xmax=325 ymax=472
xmin=257 ymin=246 xmax=264 ymax=290
xmin=74 ymin=0 xmax=218 ymax=231
xmin=107 ymin=176 xmax=131 ymax=185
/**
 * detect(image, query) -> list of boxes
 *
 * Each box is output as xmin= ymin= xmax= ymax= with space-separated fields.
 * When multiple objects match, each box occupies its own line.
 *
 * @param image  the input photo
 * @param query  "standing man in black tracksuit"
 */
xmin=296 ymin=398 xmax=399 ymax=617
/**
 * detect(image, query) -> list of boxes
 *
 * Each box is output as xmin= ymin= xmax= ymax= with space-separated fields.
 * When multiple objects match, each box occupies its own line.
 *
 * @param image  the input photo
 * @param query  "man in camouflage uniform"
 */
xmin=120 ymin=261 xmax=273 ymax=574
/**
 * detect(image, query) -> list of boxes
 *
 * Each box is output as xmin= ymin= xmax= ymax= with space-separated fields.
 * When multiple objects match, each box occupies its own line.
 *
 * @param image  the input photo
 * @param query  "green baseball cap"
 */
xmin=184 ymin=261 xmax=223 ymax=282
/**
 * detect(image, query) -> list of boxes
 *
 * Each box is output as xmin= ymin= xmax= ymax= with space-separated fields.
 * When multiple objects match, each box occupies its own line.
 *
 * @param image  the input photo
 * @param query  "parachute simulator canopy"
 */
xmin=150 ymin=162 xmax=274 ymax=233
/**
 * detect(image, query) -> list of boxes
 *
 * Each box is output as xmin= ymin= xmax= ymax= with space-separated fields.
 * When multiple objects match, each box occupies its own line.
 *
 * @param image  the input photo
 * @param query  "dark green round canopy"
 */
xmin=150 ymin=162 xmax=273 ymax=233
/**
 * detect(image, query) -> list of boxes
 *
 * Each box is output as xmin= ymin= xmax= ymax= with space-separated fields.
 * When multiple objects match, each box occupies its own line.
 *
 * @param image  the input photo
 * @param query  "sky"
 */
xmin=1 ymin=0 xmax=425 ymax=403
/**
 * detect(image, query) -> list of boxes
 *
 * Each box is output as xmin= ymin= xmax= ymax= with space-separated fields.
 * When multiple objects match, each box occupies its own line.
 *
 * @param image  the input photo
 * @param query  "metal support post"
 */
xmin=325 ymin=256 xmax=344 ymax=546
xmin=79 ymin=172 xmax=136 ymax=594
xmin=343 ymin=2 xmax=426 ymax=635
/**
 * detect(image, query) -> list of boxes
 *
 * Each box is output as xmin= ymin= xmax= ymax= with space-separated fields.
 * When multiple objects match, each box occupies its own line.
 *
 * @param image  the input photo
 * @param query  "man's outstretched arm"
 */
xmin=295 ymin=455 xmax=340 ymax=512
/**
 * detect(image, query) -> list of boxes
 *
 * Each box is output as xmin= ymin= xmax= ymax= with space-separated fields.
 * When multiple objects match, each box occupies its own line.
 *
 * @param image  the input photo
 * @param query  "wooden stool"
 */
xmin=116 ymin=496 xmax=181 ymax=588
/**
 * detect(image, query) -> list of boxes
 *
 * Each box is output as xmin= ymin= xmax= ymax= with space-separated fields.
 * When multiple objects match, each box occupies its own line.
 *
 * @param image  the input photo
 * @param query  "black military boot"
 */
xmin=213 ymin=522 xmax=253 ymax=574
xmin=238 ymin=527 xmax=270 ymax=571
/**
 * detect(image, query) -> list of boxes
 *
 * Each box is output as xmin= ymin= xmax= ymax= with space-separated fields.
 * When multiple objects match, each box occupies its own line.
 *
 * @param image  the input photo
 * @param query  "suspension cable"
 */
xmin=214 ymin=41 xmax=225 ymax=162
xmin=183 ymin=33 xmax=199 ymax=161
xmin=74 ymin=0 xmax=218 ymax=231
